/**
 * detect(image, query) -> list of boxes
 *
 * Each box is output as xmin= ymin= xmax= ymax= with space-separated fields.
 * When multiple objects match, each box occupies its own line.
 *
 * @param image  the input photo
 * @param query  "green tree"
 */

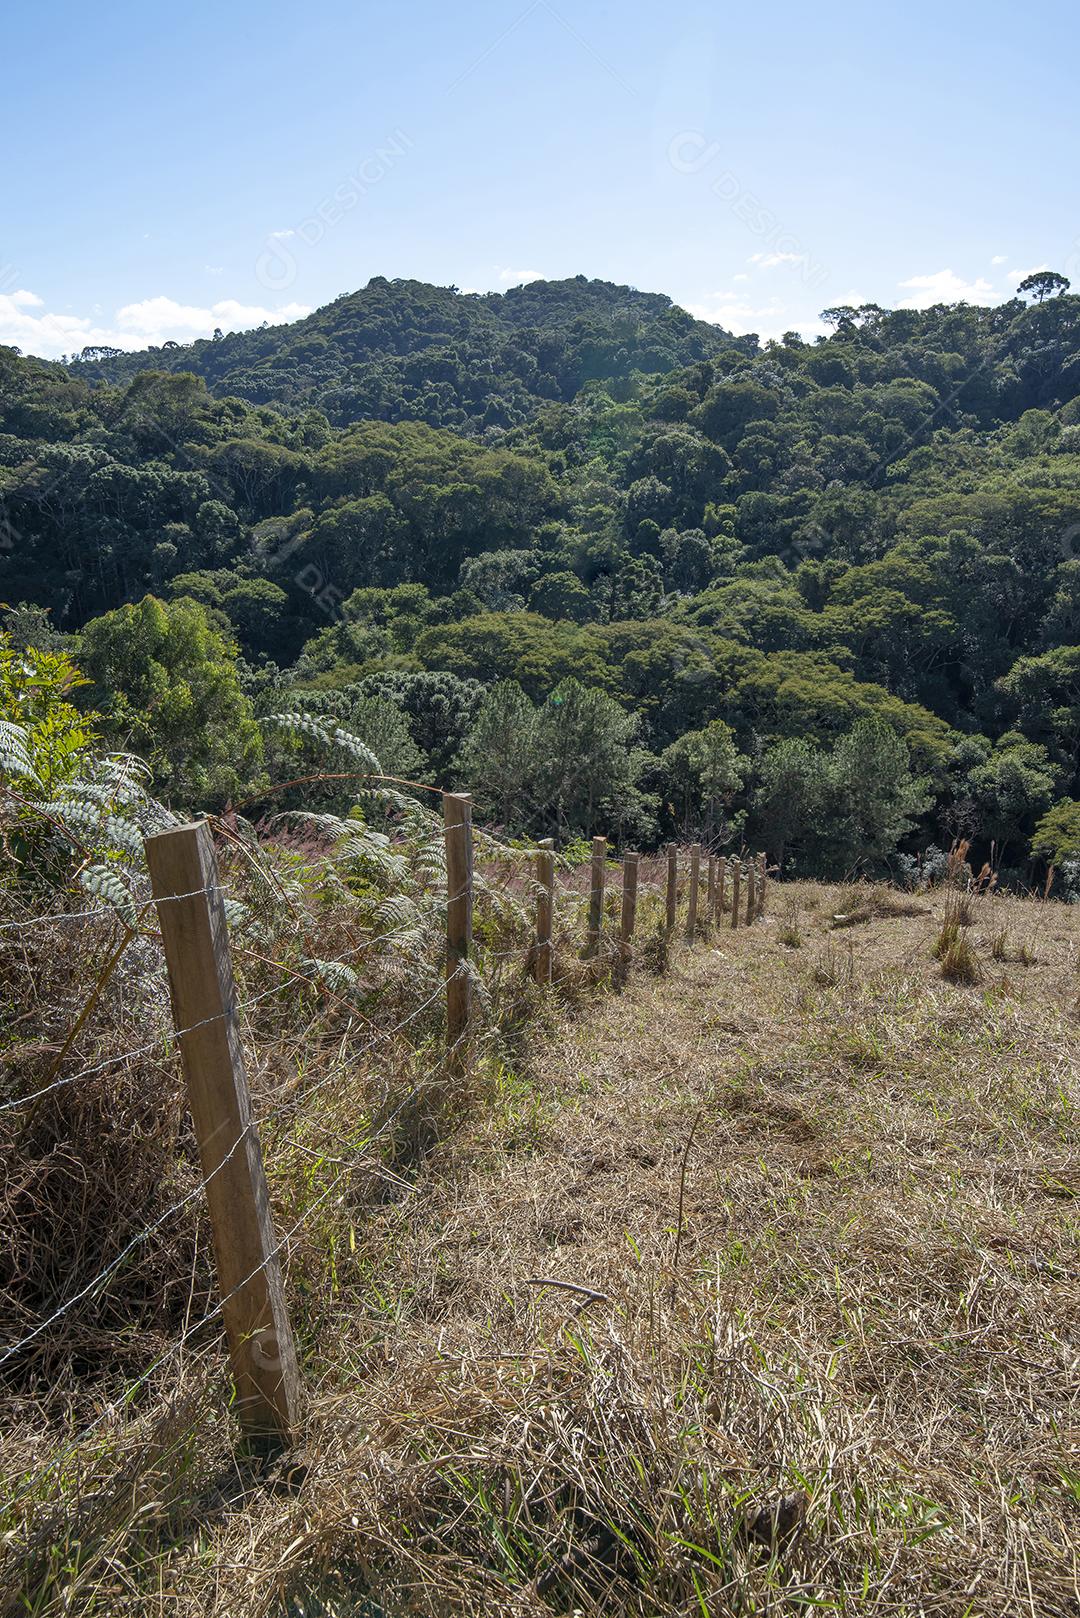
xmin=77 ymin=595 xmax=264 ymax=808
xmin=257 ymin=684 xmax=424 ymax=815
xmin=357 ymin=670 xmax=484 ymax=779
xmin=1016 ymin=270 xmax=1070 ymax=303
xmin=1031 ymin=799 xmax=1080 ymax=865
xmin=997 ymin=646 xmax=1080 ymax=787
xmin=458 ymin=681 xmax=538 ymax=826
xmin=221 ymin=578 xmax=291 ymax=659
xmin=0 ymin=631 xmax=94 ymax=792
xmin=965 ymin=735 xmax=1059 ymax=859
xmin=660 ymin=720 xmax=746 ymax=840
xmin=527 ymin=570 xmax=593 ymax=623
xmin=458 ymin=549 xmax=539 ymax=610
xmin=533 ymin=678 xmax=645 ymax=838
xmin=821 ymin=719 xmax=929 ymax=874
xmin=755 ymin=737 xmax=827 ymax=868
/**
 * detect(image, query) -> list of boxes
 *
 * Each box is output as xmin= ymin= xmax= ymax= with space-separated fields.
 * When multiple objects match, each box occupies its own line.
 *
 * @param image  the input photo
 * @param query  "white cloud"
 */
xmin=497 ymin=267 xmax=543 ymax=285
xmin=897 ymin=269 xmax=997 ymax=309
xmin=685 ymin=290 xmax=790 ymax=340
xmin=115 ymin=295 xmax=310 ymax=337
xmin=0 ymin=290 xmax=311 ymax=360
xmin=991 ymin=254 xmax=1007 ymax=265
xmin=732 ymin=272 xmax=749 ymax=282
xmin=269 ymin=229 xmax=295 ymax=239
xmin=1005 ymin=263 xmax=1048 ymax=284
xmin=748 ymin=250 xmax=806 ymax=269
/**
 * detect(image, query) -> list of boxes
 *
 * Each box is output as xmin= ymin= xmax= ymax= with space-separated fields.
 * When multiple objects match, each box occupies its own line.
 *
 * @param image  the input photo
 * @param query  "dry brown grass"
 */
xmin=2 ymin=880 xmax=1078 ymax=1617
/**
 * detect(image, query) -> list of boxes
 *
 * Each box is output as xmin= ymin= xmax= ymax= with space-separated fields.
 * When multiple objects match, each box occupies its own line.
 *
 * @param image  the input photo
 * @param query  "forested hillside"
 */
xmin=67 ymin=276 xmax=746 ymax=428
xmin=3 ymin=272 xmax=1080 ymax=885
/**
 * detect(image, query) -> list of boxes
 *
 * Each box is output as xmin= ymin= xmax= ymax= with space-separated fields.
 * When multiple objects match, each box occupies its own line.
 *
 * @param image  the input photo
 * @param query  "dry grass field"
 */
xmin=3 ymin=878 xmax=1078 ymax=1617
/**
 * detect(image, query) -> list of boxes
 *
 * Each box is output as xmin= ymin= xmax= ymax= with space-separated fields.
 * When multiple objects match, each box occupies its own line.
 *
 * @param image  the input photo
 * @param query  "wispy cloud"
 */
xmin=0 ymin=290 xmax=311 ymax=360
xmin=897 ymin=268 xmax=997 ymax=309
xmin=497 ymin=266 xmax=544 ymax=285
xmin=685 ymin=289 xmax=789 ymax=339
xmin=748 ymin=250 xmax=806 ymax=269
xmin=1005 ymin=263 xmax=1048 ymax=284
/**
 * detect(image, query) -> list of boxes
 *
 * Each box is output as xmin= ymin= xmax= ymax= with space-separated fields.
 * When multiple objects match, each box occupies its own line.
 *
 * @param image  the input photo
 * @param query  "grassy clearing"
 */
xmin=2 ymin=879 xmax=1078 ymax=1616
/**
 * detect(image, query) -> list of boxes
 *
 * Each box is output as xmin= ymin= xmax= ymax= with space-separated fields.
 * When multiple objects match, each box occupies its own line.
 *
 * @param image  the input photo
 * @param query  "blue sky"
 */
xmin=2 ymin=0 xmax=1077 ymax=358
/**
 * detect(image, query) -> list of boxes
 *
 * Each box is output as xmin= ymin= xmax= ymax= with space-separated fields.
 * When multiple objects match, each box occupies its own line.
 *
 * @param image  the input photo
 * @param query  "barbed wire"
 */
xmin=0 ymin=979 xmax=287 ymax=1116
xmin=0 ymin=990 xmax=474 ymax=1517
xmin=0 ymin=882 xmax=228 ymax=936
xmin=0 ymin=963 xmax=469 ymax=1375
xmin=266 ymin=965 xmax=460 ymax=1112
xmin=0 ymin=872 xmax=480 ymax=1117
xmin=0 ymin=1117 xmax=260 ymax=1371
xmin=0 ymin=794 xmax=735 ymax=1519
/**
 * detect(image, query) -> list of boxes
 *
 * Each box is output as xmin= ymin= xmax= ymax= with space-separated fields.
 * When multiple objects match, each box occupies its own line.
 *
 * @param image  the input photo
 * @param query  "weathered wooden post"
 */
xmin=746 ymin=859 xmax=757 ymax=926
xmin=534 ymin=836 xmax=554 ymax=984
xmin=620 ymin=852 xmax=639 ymax=955
xmin=757 ymin=852 xmax=768 ymax=918
xmin=585 ymin=835 xmax=607 ymax=958
xmin=665 ymin=844 xmax=678 ymax=934
xmin=718 ymin=856 xmax=727 ymax=917
xmin=730 ymin=860 xmax=741 ymax=930
xmin=707 ymin=855 xmax=717 ymax=926
xmin=146 ymin=821 xmax=300 ymax=1449
xmin=443 ymin=792 xmax=473 ymax=1069
xmin=686 ymin=843 xmax=701 ymax=942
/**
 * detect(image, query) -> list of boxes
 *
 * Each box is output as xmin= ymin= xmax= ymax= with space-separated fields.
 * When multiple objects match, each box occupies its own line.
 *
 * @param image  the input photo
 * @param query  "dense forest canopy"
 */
xmin=66 ymin=275 xmax=748 ymax=430
xmin=3 ymin=272 xmax=1080 ymax=885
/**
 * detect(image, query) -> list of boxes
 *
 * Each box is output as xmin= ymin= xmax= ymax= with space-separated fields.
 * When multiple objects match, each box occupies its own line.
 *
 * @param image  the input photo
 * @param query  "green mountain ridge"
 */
xmin=68 ymin=275 xmax=748 ymax=430
xmin=3 ymin=271 xmax=1080 ymax=880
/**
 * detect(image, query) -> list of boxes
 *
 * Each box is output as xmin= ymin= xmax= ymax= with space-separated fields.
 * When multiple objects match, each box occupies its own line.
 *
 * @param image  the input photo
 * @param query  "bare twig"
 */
xmin=669 ymin=1107 xmax=703 ymax=1307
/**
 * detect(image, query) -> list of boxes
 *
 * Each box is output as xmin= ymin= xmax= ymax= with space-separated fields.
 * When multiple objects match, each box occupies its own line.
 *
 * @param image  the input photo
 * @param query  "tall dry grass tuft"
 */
xmin=778 ymin=895 xmax=802 ymax=948
xmin=934 ymin=890 xmax=982 ymax=983
xmin=0 ymin=922 xmax=206 ymax=1405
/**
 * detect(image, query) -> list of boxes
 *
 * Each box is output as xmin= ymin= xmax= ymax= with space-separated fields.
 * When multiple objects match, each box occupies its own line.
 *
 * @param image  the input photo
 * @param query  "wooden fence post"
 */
xmin=620 ymin=852 xmax=639 ymax=954
xmin=145 ymin=821 xmax=300 ymax=1449
xmin=534 ymin=837 xmax=554 ymax=984
xmin=718 ymin=856 xmax=727 ymax=917
xmin=707 ymin=855 xmax=717 ymax=926
xmin=757 ymin=852 xmax=768 ymax=918
xmin=443 ymin=792 xmax=473 ymax=1068
xmin=665 ymin=844 xmax=678 ymax=934
xmin=746 ymin=859 xmax=757 ymax=926
xmin=585 ymin=835 xmax=607 ymax=959
xmin=730 ymin=860 xmax=741 ymax=930
xmin=686 ymin=843 xmax=701 ymax=942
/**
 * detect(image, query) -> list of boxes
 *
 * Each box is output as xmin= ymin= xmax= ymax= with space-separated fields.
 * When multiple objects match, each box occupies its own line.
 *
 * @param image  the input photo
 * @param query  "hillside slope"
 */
xmin=68 ymin=276 xmax=745 ymax=429
xmin=5 ymin=874 xmax=1076 ymax=1616
xmin=4 ymin=283 xmax=1080 ymax=884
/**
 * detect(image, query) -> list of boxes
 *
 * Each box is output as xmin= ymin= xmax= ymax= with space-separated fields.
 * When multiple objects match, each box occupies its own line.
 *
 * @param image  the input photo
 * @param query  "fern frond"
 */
xmin=0 ymin=720 xmax=38 ymax=785
xmin=304 ymin=956 xmax=363 ymax=999
xmin=78 ymin=863 xmax=138 ymax=928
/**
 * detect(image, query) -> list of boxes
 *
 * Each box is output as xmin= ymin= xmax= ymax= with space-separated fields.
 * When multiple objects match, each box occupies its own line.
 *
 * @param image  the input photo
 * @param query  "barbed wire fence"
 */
xmin=0 ymin=781 xmax=771 ymax=1524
